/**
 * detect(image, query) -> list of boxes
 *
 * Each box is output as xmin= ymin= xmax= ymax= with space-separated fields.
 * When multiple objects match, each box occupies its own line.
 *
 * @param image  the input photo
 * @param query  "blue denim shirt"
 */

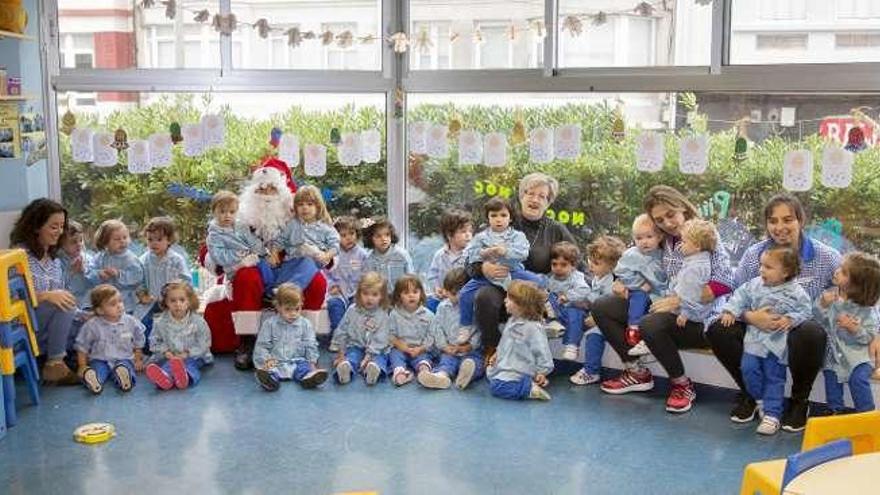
xmin=615 ymin=246 xmax=667 ymax=298
xmin=331 ymin=305 xmax=391 ymax=355
xmin=207 ymin=220 xmax=260 ymax=276
xmin=487 ymin=317 xmax=554 ymax=382
xmin=722 ymin=277 xmax=812 ymax=362
xmin=430 ymin=299 xmax=480 ymax=352
xmin=253 ymin=314 xmax=320 ymax=367
xmin=74 ymin=314 xmax=146 ymax=362
xmin=148 ymin=311 xmax=213 ymax=364
xmin=300 ymin=221 xmax=340 ymax=253
xmin=466 ymin=227 xmax=530 ymax=270
xmin=815 ymin=299 xmax=877 ymax=382
xmin=326 ymin=245 xmax=368 ymax=299
xmin=389 ymin=306 xmax=434 ymax=347
xmin=426 ymin=246 xmax=467 ymax=295
xmin=544 ymin=270 xmax=591 ymax=304
xmin=364 ymin=245 xmax=414 ymax=293
xmin=86 ymin=250 xmax=145 ymax=311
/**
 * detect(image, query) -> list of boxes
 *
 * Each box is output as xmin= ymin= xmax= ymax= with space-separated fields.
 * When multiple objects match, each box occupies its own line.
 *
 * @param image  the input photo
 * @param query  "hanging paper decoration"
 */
xmin=611 ymin=111 xmax=625 ymax=143
xmin=320 ymin=31 xmax=334 ymax=46
xmin=193 ymin=9 xmax=209 ymax=23
xmin=148 ymin=132 xmax=173 ymax=168
xmin=360 ymin=129 xmax=381 ymax=164
xmin=634 ymin=2 xmax=655 ymax=16
xmin=414 ymin=29 xmax=433 ymax=55
xmin=303 ymin=144 xmax=327 ymax=176
xmin=593 ymin=11 xmax=608 ymax=26
xmin=163 ymin=0 xmax=176 ymax=20
xmin=338 ymin=132 xmax=362 ymax=166
xmin=562 ymin=16 xmax=584 ymax=37
xmin=635 ymin=131 xmax=664 ymax=173
xmin=286 ymin=27 xmax=304 ymax=48
xmin=337 ymin=31 xmax=354 ymax=49
xmin=61 ymin=110 xmax=76 ymax=136
xmin=127 ymin=140 xmax=152 ymax=174
xmin=458 ymin=130 xmax=483 ymax=165
xmin=511 ymin=119 xmax=527 ymax=145
xmin=201 ymin=114 xmax=225 ymax=149
xmin=530 ymin=19 xmax=545 ymax=38
xmin=844 ymin=127 xmax=867 ymax=153
xmin=253 ymin=19 xmax=270 ymax=39
xmin=140 ymin=0 xmax=156 ymax=8
xmin=679 ymin=135 xmax=709 ymax=175
xmin=408 ymin=121 xmax=429 ymax=154
xmin=71 ymin=128 xmax=94 ymax=163
xmin=554 ymin=124 xmax=582 ymax=160
xmin=448 ymin=118 xmax=462 ymax=139
xmin=529 ymin=128 xmax=554 ymax=164
xmin=472 ymin=28 xmax=484 ymax=45
xmin=169 ymin=122 xmax=183 ymax=144
xmin=483 ymin=132 xmax=507 ymax=167
xmin=112 ymin=128 xmax=129 ymax=151
xmin=329 ymin=127 xmax=342 ymax=146
xmin=212 ymin=14 xmax=237 ymax=35
xmin=389 ymin=32 xmax=409 ymax=53
xmin=181 ymin=123 xmax=205 ymax=157
xmin=449 ymin=32 xmax=461 ymax=43
xmin=93 ymin=132 xmax=118 ymax=167
xmin=270 ymin=127 xmax=283 ymax=148
xmin=783 ymin=149 xmax=814 ymax=192
xmin=821 ymin=145 xmax=853 ymax=189
xmin=359 ymin=34 xmax=378 ymax=44
xmin=426 ymin=124 xmax=449 ymax=159
xmin=279 ymin=134 xmax=300 ymax=166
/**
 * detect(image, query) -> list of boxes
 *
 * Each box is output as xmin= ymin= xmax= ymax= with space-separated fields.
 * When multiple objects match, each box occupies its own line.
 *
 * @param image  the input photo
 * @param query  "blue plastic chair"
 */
xmin=781 ymin=438 xmax=853 ymax=491
xmin=0 ymin=271 xmax=41 ymax=427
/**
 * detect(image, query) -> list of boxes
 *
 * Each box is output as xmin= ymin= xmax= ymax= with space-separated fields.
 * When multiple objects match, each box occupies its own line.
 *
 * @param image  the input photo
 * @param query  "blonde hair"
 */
xmin=90 ymin=284 xmax=120 ymax=312
xmin=93 ymin=219 xmax=128 ymax=250
xmin=275 ymin=283 xmax=303 ymax=309
xmin=518 ymin=173 xmax=559 ymax=204
xmin=506 ymin=280 xmax=547 ymax=321
xmin=632 ymin=213 xmax=661 ymax=235
xmin=159 ymin=281 xmax=200 ymax=312
xmin=681 ymin=219 xmax=717 ymax=252
xmin=211 ymin=190 xmax=238 ymax=213
xmin=293 ymin=185 xmax=332 ymax=224
xmin=587 ymin=235 xmax=626 ymax=265
xmin=356 ymin=272 xmax=389 ymax=309
xmin=643 ymin=185 xmax=699 ymax=220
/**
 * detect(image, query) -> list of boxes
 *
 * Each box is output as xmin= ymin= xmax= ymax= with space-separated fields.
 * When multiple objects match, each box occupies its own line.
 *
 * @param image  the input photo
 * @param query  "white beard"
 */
xmin=237 ymin=184 xmax=292 ymax=245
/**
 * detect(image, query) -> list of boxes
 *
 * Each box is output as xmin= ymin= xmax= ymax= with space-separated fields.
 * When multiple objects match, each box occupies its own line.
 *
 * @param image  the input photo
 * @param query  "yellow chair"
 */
xmin=739 ymin=459 xmax=786 ymax=495
xmin=0 ymin=249 xmax=40 ymax=375
xmin=801 ymin=410 xmax=880 ymax=454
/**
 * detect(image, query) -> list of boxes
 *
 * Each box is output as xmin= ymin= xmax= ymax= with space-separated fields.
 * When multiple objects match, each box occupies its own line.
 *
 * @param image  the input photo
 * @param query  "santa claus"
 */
xmin=202 ymin=157 xmax=327 ymax=369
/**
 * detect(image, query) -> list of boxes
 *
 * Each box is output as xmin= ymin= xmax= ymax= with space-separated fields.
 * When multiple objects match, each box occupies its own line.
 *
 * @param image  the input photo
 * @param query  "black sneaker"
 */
xmin=234 ymin=347 xmax=254 ymax=371
xmin=299 ymin=369 xmax=328 ymax=389
xmin=729 ymin=393 xmax=758 ymax=423
xmin=781 ymin=399 xmax=810 ymax=432
xmin=256 ymin=369 xmax=280 ymax=392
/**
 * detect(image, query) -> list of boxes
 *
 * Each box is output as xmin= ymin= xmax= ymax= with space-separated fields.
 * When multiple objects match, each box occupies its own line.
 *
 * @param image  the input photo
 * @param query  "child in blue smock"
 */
xmin=206 ymin=191 xmax=263 ymax=279
xmin=487 ymin=280 xmax=554 ymax=401
xmin=86 ymin=219 xmax=145 ymax=313
xmin=388 ymin=275 xmax=435 ymax=386
xmin=543 ymin=241 xmax=590 ymax=359
xmin=418 ymin=268 xmax=484 ymax=390
xmin=331 ymin=272 xmax=392 ymax=386
xmin=145 ymin=281 xmax=213 ymax=391
xmin=253 ymin=283 xmax=328 ymax=391
xmin=292 ymin=185 xmax=339 ymax=269
xmin=720 ymin=245 xmax=812 ymax=435
xmin=426 ymin=209 xmax=473 ymax=312
xmin=816 ymin=252 xmax=880 ymax=414
xmin=75 ymin=284 xmax=146 ymax=394
xmin=326 ymin=216 xmax=368 ymax=347
xmin=58 ymin=220 xmax=93 ymax=309
xmin=362 ymin=218 xmax=413 ymax=294
xmin=669 ymin=219 xmax=716 ymax=328
xmin=616 ymin=214 xmax=667 ymax=357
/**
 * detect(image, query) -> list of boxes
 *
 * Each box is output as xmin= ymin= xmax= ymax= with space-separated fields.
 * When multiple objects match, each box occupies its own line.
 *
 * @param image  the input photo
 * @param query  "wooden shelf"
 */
xmin=0 ymin=30 xmax=34 ymax=41
xmin=0 ymin=95 xmax=32 ymax=102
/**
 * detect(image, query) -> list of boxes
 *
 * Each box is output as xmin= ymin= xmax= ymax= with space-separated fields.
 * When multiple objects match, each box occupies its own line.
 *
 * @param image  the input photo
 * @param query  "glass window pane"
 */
xmin=559 ymin=0 xmax=712 ymax=67
xmin=731 ymin=0 xmax=880 ymax=64
xmin=57 ymin=91 xmax=386 ymax=254
xmin=409 ymin=0 xmax=544 ymax=70
xmin=57 ymin=0 xmax=221 ymax=69
xmin=231 ymin=1 xmax=381 ymax=70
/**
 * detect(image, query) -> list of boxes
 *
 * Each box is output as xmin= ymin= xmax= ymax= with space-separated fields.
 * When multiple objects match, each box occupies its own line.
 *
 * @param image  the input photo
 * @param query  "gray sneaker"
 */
xmin=756 ymin=415 xmax=780 ymax=435
xmin=418 ymin=370 xmax=451 ymax=389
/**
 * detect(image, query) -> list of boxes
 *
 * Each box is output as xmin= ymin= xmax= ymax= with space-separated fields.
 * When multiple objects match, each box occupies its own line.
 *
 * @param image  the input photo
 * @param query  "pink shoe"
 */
xmin=146 ymin=363 xmax=173 ymax=390
xmin=169 ymin=358 xmax=189 ymax=389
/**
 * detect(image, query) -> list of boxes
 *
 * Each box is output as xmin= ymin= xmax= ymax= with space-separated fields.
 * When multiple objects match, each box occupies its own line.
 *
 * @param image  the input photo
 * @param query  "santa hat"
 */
xmin=253 ymin=156 xmax=297 ymax=195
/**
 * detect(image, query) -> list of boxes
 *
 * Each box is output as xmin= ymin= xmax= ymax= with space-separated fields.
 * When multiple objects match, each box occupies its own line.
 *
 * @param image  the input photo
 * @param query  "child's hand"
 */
xmin=611 ymin=280 xmax=628 ymax=299
xmin=316 ymin=251 xmax=333 ymax=266
xmin=265 ymin=358 xmax=278 ymax=370
xmin=359 ymin=356 xmax=371 ymax=372
xmin=435 ymin=287 xmax=447 ymax=300
xmin=820 ymin=289 xmax=839 ymax=308
xmin=558 ymin=294 xmax=569 ymax=305
xmin=134 ymin=355 xmax=145 ymax=372
xmin=720 ymin=312 xmax=736 ymax=327
xmin=640 ymin=282 xmax=652 ymax=292
xmin=534 ymin=374 xmax=548 ymax=387
xmin=329 ymin=285 xmax=342 ymax=296
xmin=98 ymin=268 xmax=113 ymax=281
xmin=773 ymin=316 xmax=794 ymax=332
xmin=333 ymin=352 xmax=345 ymax=367
xmin=585 ymin=315 xmax=596 ymax=328
xmin=837 ymin=313 xmax=861 ymax=333
xmin=676 ymin=314 xmax=688 ymax=328
xmin=137 ymin=293 xmax=154 ymax=305
xmin=487 ymin=352 xmax=497 ymax=367
xmin=71 ymin=256 xmax=84 ymax=274
xmin=267 ymin=250 xmax=281 ymax=267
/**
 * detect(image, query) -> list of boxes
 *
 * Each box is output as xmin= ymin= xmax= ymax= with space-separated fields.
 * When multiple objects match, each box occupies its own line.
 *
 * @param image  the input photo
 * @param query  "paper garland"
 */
xmin=635 ymin=132 xmax=664 ymax=173
xmin=426 ymin=124 xmax=449 ymax=158
xmin=679 ymin=135 xmax=708 ymax=175
xmin=821 ymin=146 xmax=853 ymax=189
xmin=304 ymin=144 xmax=327 ymax=176
xmin=71 ymin=128 xmax=94 ymax=163
xmin=201 ymin=114 xmax=225 ymax=149
xmin=279 ymin=134 xmax=300 ymax=166
xmin=92 ymin=132 xmax=117 ymax=167
xmin=338 ymin=132 xmax=362 ymax=166
xmin=458 ymin=130 xmax=483 ymax=165
xmin=127 ymin=139 xmax=152 ymax=174
xmin=554 ymin=125 xmax=581 ymax=160
xmin=149 ymin=133 xmax=173 ymax=168
xmin=483 ymin=132 xmax=507 ymax=167
xmin=408 ymin=121 xmax=429 ymax=154
xmin=529 ymin=128 xmax=554 ymax=164
xmin=783 ymin=149 xmax=813 ymax=192
xmin=361 ymin=129 xmax=381 ymax=164
xmin=181 ymin=124 xmax=205 ymax=157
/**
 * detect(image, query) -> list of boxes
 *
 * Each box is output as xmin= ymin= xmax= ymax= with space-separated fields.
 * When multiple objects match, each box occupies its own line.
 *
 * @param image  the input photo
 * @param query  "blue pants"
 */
xmin=268 ymin=360 xmax=312 ymax=382
xmin=34 ymin=303 xmax=76 ymax=360
xmin=90 ymin=359 xmax=136 ymax=389
xmin=327 ymin=295 xmax=352 ymax=333
xmin=156 ymin=357 xmax=207 ymax=385
xmin=824 ymin=363 xmax=875 ymax=413
xmin=389 ymin=348 xmax=432 ymax=372
xmin=435 ymin=352 xmax=485 ymax=380
xmin=490 ymin=375 xmax=533 ymax=400
xmin=626 ymin=289 xmax=650 ymax=326
xmin=337 ymin=347 xmax=389 ymax=382
xmin=548 ymin=294 xmax=588 ymax=346
xmin=140 ymin=302 xmax=161 ymax=353
xmin=742 ymin=352 xmax=787 ymax=419
xmin=459 ymin=270 xmax=543 ymax=326
xmin=582 ymin=332 xmax=606 ymax=375
xmin=260 ymin=257 xmax=320 ymax=297
xmin=426 ymin=295 xmax=441 ymax=313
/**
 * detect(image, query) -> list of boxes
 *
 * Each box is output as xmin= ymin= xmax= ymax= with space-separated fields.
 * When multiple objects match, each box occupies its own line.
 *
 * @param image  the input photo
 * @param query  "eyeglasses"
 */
xmin=523 ymin=190 xmax=550 ymax=202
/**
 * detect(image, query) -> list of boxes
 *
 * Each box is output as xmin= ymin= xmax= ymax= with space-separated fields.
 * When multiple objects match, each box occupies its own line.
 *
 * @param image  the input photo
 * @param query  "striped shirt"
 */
xmin=25 ymin=248 xmax=64 ymax=293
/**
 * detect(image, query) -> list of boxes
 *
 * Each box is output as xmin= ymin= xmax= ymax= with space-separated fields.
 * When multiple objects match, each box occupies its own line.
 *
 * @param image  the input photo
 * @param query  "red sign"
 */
xmin=819 ymin=117 xmax=877 ymax=147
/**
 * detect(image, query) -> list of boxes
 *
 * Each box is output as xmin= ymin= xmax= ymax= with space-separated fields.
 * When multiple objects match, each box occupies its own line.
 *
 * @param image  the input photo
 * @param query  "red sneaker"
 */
xmin=146 ymin=363 xmax=173 ymax=390
xmin=666 ymin=379 xmax=696 ymax=413
xmin=169 ymin=357 xmax=190 ymax=389
xmin=600 ymin=368 xmax=654 ymax=394
xmin=624 ymin=325 xmax=642 ymax=347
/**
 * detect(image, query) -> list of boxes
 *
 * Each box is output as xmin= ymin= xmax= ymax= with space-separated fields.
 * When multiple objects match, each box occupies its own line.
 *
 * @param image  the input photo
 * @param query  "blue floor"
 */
xmin=1 ymin=357 xmax=802 ymax=495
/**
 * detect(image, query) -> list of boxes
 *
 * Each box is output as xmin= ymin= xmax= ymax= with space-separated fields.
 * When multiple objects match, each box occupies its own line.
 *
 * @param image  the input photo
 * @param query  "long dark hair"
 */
xmin=10 ymin=198 xmax=68 ymax=259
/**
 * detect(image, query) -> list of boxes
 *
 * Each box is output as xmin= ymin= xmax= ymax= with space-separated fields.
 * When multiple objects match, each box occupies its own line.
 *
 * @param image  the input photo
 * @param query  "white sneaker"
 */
xmin=561 ymin=344 xmax=579 ymax=361
xmin=569 ymin=368 xmax=600 ymax=385
xmin=756 ymin=415 xmax=780 ymax=435
xmin=627 ymin=340 xmax=650 ymax=356
xmin=365 ymin=361 xmax=381 ymax=385
xmin=545 ymin=321 xmax=565 ymax=339
xmin=392 ymin=367 xmax=412 ymax=386
xmin=455 ymin=358 xmax=477 ymax=390
xmin=336 ymin=361 xmax=352 ymax=384
xmin=544 ymin=301 xmax=557 ymax=319
xmin=328 ymin=341 xmax=340 ymax=353
xmin=418 ymin=370 xmax=451 ymax=389
xmin=528 ymin=383 xmax=552 ymax=401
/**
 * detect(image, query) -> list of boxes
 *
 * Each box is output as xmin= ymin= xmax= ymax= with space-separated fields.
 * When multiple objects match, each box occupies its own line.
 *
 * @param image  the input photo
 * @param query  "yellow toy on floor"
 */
xmin=73 ymin=423 xmax=116 ymax=444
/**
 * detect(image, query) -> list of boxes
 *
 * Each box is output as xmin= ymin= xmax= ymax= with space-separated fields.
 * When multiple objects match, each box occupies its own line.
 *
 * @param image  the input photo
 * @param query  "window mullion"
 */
xmin=219 ymin=0 xmax=231 ymax=73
